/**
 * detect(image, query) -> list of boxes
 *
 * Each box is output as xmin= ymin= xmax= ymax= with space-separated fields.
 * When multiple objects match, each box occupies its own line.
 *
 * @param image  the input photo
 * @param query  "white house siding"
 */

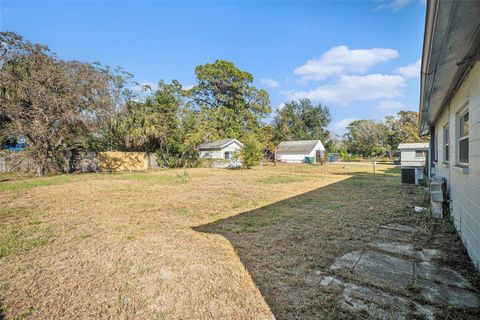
xmin=221 ymin=142 xmax=242 ymax=157
xmin=400 ymin=150 xmax=427 ymax=167
xmin=433 ymin=61 xmax=480 ymax=268
xmin=277 ymin=152 xmax=313 ymax=163
xmin=199 ymin=150 xmax=223 ymax=159
xmin=199 ymin=141 xmax=242 ymax=159
xmin=276 ymin=141 xmax=323 ymax=163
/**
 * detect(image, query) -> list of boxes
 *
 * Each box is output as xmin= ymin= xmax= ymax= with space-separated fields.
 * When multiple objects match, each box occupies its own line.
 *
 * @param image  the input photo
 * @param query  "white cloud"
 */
xmin=183 ymin=84 xmax=195 ymax=90
xmin=334 ymin=118 xmax=358 ymax=130
xmin=284 ymin=74 xmax=406 ymax=105
xmin=376 ymin=100 xmax=405 ymax=110
xmin=375 ymin=0 xmax=413 ymax=11
xmin=396 ymin=59 xmax=421 ymax=78
xmin=294 ymin=46 xmax=399 ymax=81
xmin=260 ymin=78 xmax=280 ymax=88
xmin=276 ymin=102 xmax=286 ymax=110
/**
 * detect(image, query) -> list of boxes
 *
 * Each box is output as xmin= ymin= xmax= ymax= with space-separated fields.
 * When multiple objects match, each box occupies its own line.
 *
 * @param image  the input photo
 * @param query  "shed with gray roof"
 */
xmin=197 ymin=139 xmax=243 ymax=160
xmin=397 ymin=143 xmax=429 ymax=168
xmin=275 ymin=140 xmax=325 ymax=163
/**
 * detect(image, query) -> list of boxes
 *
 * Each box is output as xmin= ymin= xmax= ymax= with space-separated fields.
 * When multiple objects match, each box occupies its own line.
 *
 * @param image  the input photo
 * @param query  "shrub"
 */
xmin=339 ymin=150 xmax=361 ymax=162
xmin=241 ymin=136 xmax=263 ymax=169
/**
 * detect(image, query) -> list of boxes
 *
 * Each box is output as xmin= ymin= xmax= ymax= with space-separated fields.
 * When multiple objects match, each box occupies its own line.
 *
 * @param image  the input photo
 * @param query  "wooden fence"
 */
xmin=97 ymin=152 xmax=158 ymax=172
xmin=0 ymin=151 xmax=159 ymax=173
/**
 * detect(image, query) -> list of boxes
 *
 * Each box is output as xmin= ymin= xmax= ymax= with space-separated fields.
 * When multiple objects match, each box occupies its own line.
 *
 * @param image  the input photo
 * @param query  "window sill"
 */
xmin=453 ymin=164 xmax=469 ymax=174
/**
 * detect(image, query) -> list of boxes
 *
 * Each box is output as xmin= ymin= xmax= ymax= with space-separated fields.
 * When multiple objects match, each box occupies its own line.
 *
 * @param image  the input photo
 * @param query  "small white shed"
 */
xmin=275 ymin=140 xmax=325 ymax=163
xmin=397 ymin=143 xmax=429 ymax=167
xmin=197 ymin=139 xmax=243 ymax=160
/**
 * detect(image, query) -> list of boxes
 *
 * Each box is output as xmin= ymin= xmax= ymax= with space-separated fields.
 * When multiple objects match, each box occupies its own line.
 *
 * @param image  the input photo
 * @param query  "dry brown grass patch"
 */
xmin=0 ymin=163 xmax=477 ymax=319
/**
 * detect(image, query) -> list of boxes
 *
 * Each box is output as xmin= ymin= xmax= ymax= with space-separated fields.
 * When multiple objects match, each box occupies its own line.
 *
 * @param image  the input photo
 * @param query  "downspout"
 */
xmin=429 ymin=126 xmax=435 ymax=178
xmin=448 ymin=103 xmax=452 ymax=213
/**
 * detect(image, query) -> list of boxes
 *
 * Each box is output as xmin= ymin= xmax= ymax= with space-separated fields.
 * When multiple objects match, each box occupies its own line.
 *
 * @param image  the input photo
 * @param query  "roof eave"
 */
xmin=419 ymin=0 xmax=439 ymax=136
xmin=419 ymin=1 xmax=480 ymax=136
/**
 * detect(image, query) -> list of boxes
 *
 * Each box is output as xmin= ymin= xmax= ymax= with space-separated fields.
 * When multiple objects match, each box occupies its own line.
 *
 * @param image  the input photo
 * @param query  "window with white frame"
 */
xmin=457 ymin=107 xmax=469 ymax=164
xmin=415 ymin=150 xmax=426 ymax=158
xmin=443 ymin=123 xmax=449 ymax=162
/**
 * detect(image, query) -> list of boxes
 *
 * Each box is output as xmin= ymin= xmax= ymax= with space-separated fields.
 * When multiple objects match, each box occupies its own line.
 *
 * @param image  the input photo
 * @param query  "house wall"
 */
xmin=199 ymin=142 xmax=242 ymax=159
xmin=199 ymin=150 xmax=223 ymax=159
xmin=400 ymin=149 xmax=427 ymax=167
xmin=276 ymin=153 xmax=311 ymax=163
xmin=433 ymin=61 xmax=480 ymax=268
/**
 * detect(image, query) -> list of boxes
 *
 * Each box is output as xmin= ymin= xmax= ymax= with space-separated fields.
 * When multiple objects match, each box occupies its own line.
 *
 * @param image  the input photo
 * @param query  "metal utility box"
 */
xmin=430 ymin=177 xmax=447 ymax=218
xmin=401 ymin=167 xmax=416 ymax=184
xmin=401 ymin=167 xmax=425 ymax=185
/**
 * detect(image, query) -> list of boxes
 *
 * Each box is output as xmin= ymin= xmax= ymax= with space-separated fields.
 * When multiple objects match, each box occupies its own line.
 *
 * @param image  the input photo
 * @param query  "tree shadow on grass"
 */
xmin=195 ymin=172 xmax=416 ymax=319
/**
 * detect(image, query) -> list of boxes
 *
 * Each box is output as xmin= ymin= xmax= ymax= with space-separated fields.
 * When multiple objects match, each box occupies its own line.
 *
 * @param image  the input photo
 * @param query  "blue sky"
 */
xmin=0 ymin=0 xmax=426 ymax=135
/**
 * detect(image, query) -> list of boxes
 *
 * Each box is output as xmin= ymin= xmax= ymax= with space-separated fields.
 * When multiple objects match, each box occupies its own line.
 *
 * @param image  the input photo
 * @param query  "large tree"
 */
xmin=0 ymin=32 xmax=110 ymax=175
xmin=344 ymin=120 xmax=388 ymax=157
xmin=0 ymin=114 xmax=14 ymax=147
xmin=384 ymin=111 xmax=427 ymax=152
xmin=92 ymin=64 xmax=138 ymax=152
xmin=114 ymin=80 xmax=204 ymax=167
xmin=144 ymin=80 xmax=202 ymax=167
xmin=188 ymin=60 xmax=271 ymax=140
xmin=273 ymin=99 xmax=331 ymax=143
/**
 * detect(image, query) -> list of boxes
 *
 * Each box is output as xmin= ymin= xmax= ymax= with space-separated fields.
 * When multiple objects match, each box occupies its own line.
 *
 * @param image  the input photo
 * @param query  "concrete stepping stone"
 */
xmin=330 ymin=250 xmax=414 ymax=288
xmin=330 ymin=251 xmax=362 ymax=270
xmin=370 ymin=240 xmax=439 ymax=261
xmin=415 ymin=261 xmax=473 ymax=289
xmin=353 ymin=251 xmax=414 ymax=288
xmin=320 ymin=276 xmax=436 ymax=320
xmin=417 ymin=278 xmax=480 ymax=309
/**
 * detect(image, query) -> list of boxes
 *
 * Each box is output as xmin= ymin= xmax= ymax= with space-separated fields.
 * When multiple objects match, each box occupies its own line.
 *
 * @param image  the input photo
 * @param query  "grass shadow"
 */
xmin=195 ymin=171 xmax=419 ymax=319
xmin=383 ymin=165 xmax=401 ymax=175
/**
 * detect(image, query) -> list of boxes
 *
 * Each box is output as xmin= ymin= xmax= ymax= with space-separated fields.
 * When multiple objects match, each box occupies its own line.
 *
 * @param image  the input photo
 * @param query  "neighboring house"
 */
xmin=397 ymin=143 xmax=429 ymax=168
xmin=197 ymin=139 xmax=243 ymax=160
xmin=275 ymin=140 xmax=325 ymax=163
xmin=419 ymin=1 xmax=480 ymax=268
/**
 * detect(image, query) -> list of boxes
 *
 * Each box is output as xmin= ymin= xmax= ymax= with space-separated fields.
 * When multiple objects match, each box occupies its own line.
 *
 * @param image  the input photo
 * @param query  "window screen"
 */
xmin=458 ymin=111 xmax=469 ymax=164
xmin=443 ymin=124 xmax=449 ymax=162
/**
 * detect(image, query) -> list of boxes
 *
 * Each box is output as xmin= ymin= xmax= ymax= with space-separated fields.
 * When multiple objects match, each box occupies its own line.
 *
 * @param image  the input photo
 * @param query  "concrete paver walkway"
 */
xmin=320 ymin=223 xmax=480 ymax=319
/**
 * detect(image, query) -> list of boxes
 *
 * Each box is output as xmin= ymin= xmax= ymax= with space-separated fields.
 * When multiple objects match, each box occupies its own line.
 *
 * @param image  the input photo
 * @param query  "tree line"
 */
xmin=338 ymin=111 xmax=428 ymax=159
xmin=0 ymin=32 xmax=424 ymax=174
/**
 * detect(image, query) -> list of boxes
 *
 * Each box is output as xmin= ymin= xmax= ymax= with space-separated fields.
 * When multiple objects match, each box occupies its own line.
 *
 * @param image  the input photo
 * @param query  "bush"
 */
xmin=339 ymin=150 xmax=361 ymax=162
xmin=241 ymin=136 xmax=263 ymax=169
